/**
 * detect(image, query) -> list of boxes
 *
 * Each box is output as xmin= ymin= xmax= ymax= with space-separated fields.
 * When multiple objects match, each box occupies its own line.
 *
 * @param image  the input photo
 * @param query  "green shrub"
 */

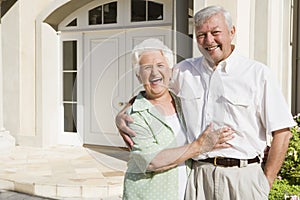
xmin=269 ymin=114 xmax=300 ymax=199
xmin=269 ymin=179 xmax=300 ymax=200
xmin=279 ymin=122 xmax=300 ymax=185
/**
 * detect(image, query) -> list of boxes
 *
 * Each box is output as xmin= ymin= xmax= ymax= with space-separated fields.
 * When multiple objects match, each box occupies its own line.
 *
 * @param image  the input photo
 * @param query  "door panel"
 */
xmin=84 ymin=30 xmax=126 ymax=146
xmin=84 ymin=27 xmax=171 ymax=146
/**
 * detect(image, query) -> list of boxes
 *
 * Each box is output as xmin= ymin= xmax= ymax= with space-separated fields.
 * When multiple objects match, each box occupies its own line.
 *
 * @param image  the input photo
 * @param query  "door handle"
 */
xmin=118 ymin=102 xmax=125 ymax=106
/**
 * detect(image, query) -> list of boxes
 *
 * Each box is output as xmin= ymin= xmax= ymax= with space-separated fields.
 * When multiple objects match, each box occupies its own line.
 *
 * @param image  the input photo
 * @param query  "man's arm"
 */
xmin=263 ymin=128 xmax=292 ymax=188
xmin=115 ymin=103 xmax=135 ymax=148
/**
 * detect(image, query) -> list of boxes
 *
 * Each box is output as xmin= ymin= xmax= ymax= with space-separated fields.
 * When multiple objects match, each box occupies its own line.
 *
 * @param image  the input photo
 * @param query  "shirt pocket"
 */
xmin=176 ymin=89 xmax=204 ymax=137
xmin=177 ymin=85 xmax=204 ymax=100
xmin=222 ymin=94 xmax=250 ymax=107
xmin=221 ymin=94 xmax=252 ymax=119
xmin=177 ymin=89 xmax=204 ymax=114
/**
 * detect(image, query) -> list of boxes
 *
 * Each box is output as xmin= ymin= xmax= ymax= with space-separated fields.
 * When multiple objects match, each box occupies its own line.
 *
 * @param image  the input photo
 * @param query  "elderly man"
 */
xmin=116 ymin=5 xmax=296 ymax=200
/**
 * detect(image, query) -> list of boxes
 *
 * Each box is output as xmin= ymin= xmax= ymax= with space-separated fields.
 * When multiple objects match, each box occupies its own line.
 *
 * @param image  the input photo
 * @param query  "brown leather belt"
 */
xmin=200 ymin=156 xmax=260 ymax=167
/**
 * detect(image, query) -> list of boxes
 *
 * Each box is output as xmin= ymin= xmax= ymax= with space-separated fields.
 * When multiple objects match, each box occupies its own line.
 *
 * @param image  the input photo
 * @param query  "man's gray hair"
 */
xmin=194 ymin=5 xmax=233 ymax=31
xmin=131 ymin=38 xmax=174 ymax=74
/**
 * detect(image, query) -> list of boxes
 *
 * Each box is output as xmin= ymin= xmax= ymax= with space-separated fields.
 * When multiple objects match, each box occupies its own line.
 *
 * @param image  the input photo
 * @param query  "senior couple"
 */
xmin=116 ymin=5 xmax=296 ymax=200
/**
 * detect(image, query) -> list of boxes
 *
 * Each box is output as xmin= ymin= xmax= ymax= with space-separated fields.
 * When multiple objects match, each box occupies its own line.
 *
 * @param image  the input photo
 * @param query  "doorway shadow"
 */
xmin=84 ymin=144 xmax=130 ymax=162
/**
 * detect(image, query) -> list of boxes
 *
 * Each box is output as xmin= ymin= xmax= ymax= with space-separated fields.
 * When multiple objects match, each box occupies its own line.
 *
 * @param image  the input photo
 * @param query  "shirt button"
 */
xmin=206 ymin=114 xmax=211 ymax=121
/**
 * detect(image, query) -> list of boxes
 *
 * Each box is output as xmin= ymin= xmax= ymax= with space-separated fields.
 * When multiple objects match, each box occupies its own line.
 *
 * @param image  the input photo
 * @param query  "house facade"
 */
xmin=0 ymin=0 xmax=299 ymax=149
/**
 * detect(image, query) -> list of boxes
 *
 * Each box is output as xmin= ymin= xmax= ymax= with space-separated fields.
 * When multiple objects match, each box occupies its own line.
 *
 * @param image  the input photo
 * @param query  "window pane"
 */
xmin=63 ymin=73 xmax=77 ymax=102
xmin=89 ymin=5 xmax=102 ymax=25
xmin=64 ymin=103 xmax=77 ymax=132
xmin=66 ymin=18 xmax=77 ymax=27
xmin=104 ymin=2 xmax=117 ymax=24
xmin=148 ymin=1 xmax=163 ymax=21
xmin=188 ymin=0 xmax=193 ymax=18
xmin=63 ymin=41 xmax=77 ymax=70
xmin=131 ymin=0 xmax=146 ymax=22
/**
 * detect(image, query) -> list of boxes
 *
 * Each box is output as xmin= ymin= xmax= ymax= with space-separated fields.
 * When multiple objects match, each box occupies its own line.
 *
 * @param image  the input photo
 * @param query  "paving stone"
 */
xmin=0 ymin=146 xmax=127 ymax=199
xmin=0 ymin=190 xmax=57 ymax=200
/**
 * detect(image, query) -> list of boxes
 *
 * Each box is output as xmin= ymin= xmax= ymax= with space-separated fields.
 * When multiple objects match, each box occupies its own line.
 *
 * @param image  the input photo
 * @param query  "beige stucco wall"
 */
xmin=39 ymin=22 xmax=60 ymax=146
xmin=2 ymin=2 xmax=20 ymax=139
xmin=2 ymin=0 xmax=56 ymax=146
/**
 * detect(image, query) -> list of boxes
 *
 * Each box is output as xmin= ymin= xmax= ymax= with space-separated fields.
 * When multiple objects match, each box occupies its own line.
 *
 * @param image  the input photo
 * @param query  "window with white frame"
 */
xmin=88 ymin=1 xmax=117 ymax=25
xmin=58 ymin=0 xmax=172 ymax=31
xmin=66 ymin=18 xmax=77 ymax=27
xmin=131 ymin=0 xmax=164 ymax=22
xmin=63 ymin=41 xmax=77 ymax=133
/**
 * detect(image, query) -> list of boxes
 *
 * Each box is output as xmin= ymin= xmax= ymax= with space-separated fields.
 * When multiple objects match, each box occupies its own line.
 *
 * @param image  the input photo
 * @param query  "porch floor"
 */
xmin=0 ymin=145 xmax=130 ymax=199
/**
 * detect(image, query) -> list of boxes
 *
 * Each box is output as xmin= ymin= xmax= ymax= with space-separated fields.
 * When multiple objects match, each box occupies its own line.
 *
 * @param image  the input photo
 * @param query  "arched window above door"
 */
xmin=57 ymin=0 xmax=172 ymax=31
xmin=131 ymin=0 xmax=164 ymax=22
xmin=66 ymin=19 xmax=77 ymax=27
xmin=89 ymin=1 xmax=117 ymax=25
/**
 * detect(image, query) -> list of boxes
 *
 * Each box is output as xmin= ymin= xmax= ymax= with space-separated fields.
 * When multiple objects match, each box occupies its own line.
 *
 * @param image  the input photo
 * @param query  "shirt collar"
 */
xmin=202 ymin=45 xmax=238 ymax=74
xmin=132 ymin=91 xmax=178 ymax=112
xmin=132 ymin=91 xmax=154 ymax=112
xmin=222 ymin=46 xmax=238 ymax=74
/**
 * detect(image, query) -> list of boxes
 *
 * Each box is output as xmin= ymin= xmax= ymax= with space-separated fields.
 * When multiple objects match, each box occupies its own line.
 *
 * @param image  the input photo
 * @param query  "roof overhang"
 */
xmin=0 ymin=0 xmax=18 ymax=21
xmin=44 ymin=0 xmax=95 ymax=30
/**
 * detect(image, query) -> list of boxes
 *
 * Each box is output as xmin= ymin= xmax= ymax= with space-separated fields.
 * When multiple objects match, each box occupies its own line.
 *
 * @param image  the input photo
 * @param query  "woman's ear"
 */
xmin=136 ymin=74 xmax=142 ymax=84
xmin=168 ymin=68 xmax=172 ymax=80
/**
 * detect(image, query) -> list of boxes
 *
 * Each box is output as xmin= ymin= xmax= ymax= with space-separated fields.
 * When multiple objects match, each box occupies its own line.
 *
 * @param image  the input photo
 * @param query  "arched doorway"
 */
xmin=48 ymin=0 xmax=173 ymax=146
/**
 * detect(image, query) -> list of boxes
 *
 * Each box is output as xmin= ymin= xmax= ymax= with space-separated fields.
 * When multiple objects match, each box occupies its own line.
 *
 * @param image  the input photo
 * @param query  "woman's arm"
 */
xmin=147 ymin=125 xmax=234 ymax=172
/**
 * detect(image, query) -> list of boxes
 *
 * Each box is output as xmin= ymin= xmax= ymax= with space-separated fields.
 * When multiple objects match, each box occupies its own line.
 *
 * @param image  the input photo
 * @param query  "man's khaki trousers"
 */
xmin=185 ymin=161 xmax=270 ymax=200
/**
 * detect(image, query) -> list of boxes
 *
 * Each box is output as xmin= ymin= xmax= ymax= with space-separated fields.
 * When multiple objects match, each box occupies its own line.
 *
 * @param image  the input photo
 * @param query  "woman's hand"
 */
xmin=213 ymin=127 xmax=235 ymax=149
xmin=194 ymin=124 xmax=235 ymax=154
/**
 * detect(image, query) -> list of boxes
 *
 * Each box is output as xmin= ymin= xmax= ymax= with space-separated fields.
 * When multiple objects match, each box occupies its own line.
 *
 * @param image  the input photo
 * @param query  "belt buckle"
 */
xmin=239 ymin=159 xmax=248 ymax=168
xmin=214 ymin=157 xmax=221 ymax=166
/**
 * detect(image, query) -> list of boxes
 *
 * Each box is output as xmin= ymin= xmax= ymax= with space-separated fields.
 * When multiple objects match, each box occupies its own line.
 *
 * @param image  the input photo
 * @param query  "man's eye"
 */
xmin=212 ymin=31 xmax=221 ymax=35
xmin=158 ymin=64 xmax=165 ymax=68
xmin=197 ymin=34 xmax=205 ymax=39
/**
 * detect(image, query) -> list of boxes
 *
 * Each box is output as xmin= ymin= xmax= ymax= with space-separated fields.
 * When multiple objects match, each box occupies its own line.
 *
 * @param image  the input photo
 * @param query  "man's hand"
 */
xmin=263 ymin=146 xmax=270 ymax=164
xmin=115 ymin=107 xmax=136 ymax=149
xmin=119 ymin=128 xmax=134 ymax=149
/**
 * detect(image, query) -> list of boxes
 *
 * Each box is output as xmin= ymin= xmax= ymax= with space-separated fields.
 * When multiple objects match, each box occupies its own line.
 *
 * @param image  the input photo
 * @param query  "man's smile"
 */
xmin=205 ymin=45 xmax=220 ymax=51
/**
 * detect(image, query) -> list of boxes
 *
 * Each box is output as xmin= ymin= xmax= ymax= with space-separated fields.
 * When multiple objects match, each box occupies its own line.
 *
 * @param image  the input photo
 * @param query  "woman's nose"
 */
xmin=151 ymin=65 xmax=159 ymax=74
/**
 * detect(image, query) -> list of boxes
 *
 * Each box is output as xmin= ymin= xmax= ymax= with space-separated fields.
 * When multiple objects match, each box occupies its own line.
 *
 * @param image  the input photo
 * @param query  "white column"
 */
xmin=0 ymin=1 xmax=16 ymax=154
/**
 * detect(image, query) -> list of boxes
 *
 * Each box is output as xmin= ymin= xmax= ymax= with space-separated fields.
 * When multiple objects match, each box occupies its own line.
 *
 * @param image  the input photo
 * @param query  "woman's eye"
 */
xmin=143 ymin=65 xmax=152 ymax=70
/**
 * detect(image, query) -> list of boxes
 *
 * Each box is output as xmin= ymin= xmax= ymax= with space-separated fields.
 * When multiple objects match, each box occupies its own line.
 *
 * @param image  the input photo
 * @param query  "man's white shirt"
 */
xmin=171 ymin=49 xmax=296 ymax=160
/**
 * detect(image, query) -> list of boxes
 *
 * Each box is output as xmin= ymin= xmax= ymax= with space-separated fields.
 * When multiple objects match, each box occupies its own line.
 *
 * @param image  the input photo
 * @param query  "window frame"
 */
xmin=58 ymin=0 xmax=172 ymax=31
xmin=130 ymin=0 xmax=165 ymax=22
xmin=59 ymin=33 xmax=84 ymax=135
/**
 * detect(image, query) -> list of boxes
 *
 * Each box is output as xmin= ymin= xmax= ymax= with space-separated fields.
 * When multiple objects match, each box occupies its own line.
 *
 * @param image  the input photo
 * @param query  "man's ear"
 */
xmin=230 ymin=25 xmax=236 ymax=40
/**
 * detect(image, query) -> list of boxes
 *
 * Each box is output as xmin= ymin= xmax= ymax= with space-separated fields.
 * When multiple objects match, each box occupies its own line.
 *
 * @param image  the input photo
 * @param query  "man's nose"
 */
xmin=205 ymin=32 xmax=214 ymax=44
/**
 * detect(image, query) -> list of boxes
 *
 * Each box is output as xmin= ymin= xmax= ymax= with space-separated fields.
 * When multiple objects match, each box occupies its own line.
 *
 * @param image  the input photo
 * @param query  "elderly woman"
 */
xmin=122 ymin=38 xmax=233 ymax=200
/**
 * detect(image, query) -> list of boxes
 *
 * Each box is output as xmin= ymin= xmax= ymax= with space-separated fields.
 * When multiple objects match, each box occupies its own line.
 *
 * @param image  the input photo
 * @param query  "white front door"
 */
xmin=83 ymin=27 xmax=171 ymax=146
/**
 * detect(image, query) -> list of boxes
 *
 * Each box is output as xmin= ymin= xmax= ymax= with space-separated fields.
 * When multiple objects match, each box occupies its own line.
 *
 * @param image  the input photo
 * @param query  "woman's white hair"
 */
xmin=131 ymin=38 xmax=174 ymax=74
